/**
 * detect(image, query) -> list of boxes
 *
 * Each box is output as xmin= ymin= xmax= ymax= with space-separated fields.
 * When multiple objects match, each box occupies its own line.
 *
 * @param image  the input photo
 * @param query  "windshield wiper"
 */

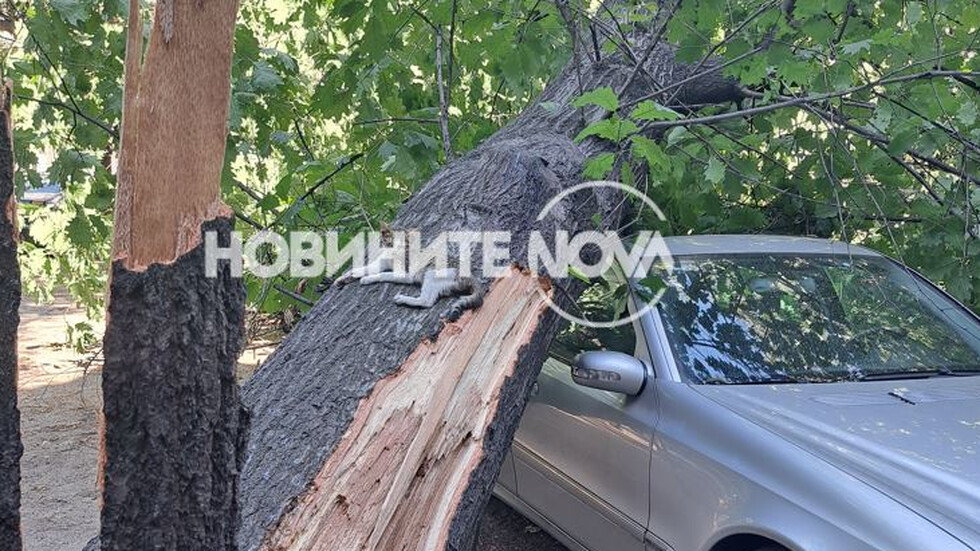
xmin=703 ymin=375 xmax=802 ymax=385
xmin=854 ymin=367 xmax=980 ymax=381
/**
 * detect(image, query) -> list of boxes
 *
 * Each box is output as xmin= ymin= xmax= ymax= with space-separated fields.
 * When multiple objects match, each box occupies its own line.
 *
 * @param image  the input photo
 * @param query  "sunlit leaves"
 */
xmin=6 ymin=0 xmax=979 ymax=326
xmin=583 ymin=152 xmax=615 ymax=179
xmin=704 ymin=156 xmax=725 ymax=184
xmin=50 ymin=0 xmax=89 ymax=26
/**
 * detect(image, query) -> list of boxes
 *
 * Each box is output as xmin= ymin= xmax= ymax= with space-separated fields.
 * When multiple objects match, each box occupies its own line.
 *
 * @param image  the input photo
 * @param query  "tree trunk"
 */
xmin=96 ymin=1 xmax=246 ymax=549
xmin=238 ymin=38 xmax=741 ymax=551
xmin=0 ymin=82 xmax=22 ymax=551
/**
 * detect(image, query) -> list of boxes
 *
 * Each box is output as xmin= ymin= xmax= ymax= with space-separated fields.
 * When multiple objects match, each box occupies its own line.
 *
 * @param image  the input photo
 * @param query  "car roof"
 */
xmin=661 ymin=234 xmax=883 ymax=258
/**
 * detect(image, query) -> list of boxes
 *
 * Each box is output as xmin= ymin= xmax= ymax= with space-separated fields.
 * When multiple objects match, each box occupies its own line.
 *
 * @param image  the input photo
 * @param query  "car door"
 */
xmin=512 ymin=289 xmax=657 ymax=551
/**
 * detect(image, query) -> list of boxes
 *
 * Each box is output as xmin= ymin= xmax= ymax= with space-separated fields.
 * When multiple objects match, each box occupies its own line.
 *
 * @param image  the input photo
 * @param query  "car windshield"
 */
xmin=649 ymin=254 xmax=980 ymax=385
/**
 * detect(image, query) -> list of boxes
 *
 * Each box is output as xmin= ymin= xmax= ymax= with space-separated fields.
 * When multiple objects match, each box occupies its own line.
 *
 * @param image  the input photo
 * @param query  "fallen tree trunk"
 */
xmin=239 ymin=31 xmax=741 ymax=551
xmin=96 ymin=0 xmax=246 ymax=549
xmin=0 ymin=82 xmax=22 ymax=551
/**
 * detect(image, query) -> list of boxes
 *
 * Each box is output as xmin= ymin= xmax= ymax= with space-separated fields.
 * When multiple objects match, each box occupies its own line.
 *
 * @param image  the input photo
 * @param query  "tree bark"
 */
xmin=0 ymin=81 xmax=22 ymax=551
xmin=238 ymin=37 xmax=741 ymax=551
xmin=96 ymin=1 xmax=245 ymax=550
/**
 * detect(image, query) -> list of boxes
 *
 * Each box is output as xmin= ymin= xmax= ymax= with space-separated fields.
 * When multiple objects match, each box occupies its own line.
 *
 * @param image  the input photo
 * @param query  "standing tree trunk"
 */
xmin=238 ymin=35 xmax=741 ymax=551
xmin=0 ymin=82 xmax=22 ymax=551
xmin=96 ymin=0 xmax=246 ymax=549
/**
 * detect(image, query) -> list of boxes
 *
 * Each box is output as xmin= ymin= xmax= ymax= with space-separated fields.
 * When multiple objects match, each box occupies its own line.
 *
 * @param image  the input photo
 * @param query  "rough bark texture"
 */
xmin=100 ymin=219 xmax=246 ymax=550
xmin=0 ymin=82 xmax=22 ymax=551
xmin=239 ymin=35 xmax=741 ymax=551
xmin=97 ymin=0 xmax=244 ymax=549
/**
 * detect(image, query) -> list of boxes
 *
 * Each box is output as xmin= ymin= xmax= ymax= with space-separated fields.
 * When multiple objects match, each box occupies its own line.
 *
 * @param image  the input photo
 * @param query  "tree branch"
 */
xmin=16 ymin=94 xmax=118 ymax=139
xmin=293 ymin=119 xmax=315 ymax=161
xmin=617 ymin=0 xmax=681 ymax=97
xmin=664 ymin=0 xmax=779 ymax=105
xmin=267 ymin=153 xmax=365 ymax=229
xmin=352 ymin=117 xmax=440 ymax=126
xmin=635 ymin=70 xmax=980 ymax=131
xmin=435 ymin=24 xmax=453 ymax=159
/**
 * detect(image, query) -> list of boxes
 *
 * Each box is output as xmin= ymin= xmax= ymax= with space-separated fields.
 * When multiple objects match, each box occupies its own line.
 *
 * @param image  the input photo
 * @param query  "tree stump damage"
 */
xmin=96 ymin=0 xmax=245 ymax=549
xmin=0 ymin=82 xmax=22 ymax=551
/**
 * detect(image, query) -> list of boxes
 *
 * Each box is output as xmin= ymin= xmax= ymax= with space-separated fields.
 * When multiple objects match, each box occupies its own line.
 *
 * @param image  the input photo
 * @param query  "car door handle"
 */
xmin=529 ymin=382 xmax=540 ymax=398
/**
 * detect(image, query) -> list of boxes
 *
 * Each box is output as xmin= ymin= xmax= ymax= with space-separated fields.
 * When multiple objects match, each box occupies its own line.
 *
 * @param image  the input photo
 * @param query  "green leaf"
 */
xmin=888 ymin=128 xmax=917 ymax=155
xmin=906 ymin=2 xmax=924 ymax=26
xmin=705 ymin=156 xmax=725 ymax=184
xmin=575 ymin=117 xmax=639 ymax=144
xmin=51 ymin=0 xmax=88 ymax=25
xmin=666 ymin=127 xmax=691 ymax=146
xmin=252 ymin=61 xmax=283 ymax=92
xmin=841 ymin=39 xmax=872 ymax=56
xmin=568 ymin=265 xmax=591 ymax=284
xmin=957 ymin=102 xmax=978 ymax=126
xmin=813 ymin=202 xmax=841 ymax=219
xmin=583 ymin=153 xmax=616 ymax=179
xmin=631 ymin=101 xmax=679 ymax=121
xmin=572 ymin=86 xmax=619 ymax=112
xmin=776 ymin=61 xmax=812 ymax=85
xmin=632 ymin=136 xmax=670 ymax=175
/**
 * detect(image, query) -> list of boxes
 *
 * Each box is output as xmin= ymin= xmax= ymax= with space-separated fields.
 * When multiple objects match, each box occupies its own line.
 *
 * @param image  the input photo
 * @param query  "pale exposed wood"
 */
xmin=112 ymin=0 xmax=238 ymax=270
xmin=259 ymin=270 xmax=551 ymax=551
xmin=109 ymin=0 xmax=142 ymax=264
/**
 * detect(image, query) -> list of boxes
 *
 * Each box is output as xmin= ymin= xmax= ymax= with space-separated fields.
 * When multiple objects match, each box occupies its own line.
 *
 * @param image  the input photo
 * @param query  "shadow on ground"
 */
xmin=477 ymin=497 xmax=567 ymax=550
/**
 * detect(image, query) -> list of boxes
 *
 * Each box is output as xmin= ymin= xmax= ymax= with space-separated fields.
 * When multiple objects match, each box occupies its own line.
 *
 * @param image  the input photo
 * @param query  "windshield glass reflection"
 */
xmin=648 ymin=255 xmax=980 ymax=385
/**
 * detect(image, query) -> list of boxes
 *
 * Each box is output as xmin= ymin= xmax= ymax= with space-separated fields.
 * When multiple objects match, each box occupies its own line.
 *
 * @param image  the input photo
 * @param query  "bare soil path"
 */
xmin=18 ymin=293 xmax=102 ymax=551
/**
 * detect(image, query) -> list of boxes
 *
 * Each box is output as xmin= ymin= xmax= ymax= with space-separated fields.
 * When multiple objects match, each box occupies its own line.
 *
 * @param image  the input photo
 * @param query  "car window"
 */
xmin=549 ymin=280 xmax=637 ymax=364
xmin=651 ymin=254 xmax=980 ymax=384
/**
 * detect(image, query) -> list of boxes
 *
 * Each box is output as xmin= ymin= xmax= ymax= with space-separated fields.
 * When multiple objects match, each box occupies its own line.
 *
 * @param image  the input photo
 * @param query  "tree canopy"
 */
xmin=5 ymin=0 xmax=978 ymax=344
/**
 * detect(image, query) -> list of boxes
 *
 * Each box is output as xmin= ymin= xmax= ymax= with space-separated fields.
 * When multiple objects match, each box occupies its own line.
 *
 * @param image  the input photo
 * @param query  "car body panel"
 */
xmin=649 ymin=381 xmax=972 ymax=551
xmin=513 ymin=356 xmax=657 ymax=550
xmin=695 ymin=378 xmax=980 ymax=548
xmin=654 ymin=234 xmax=880 ymax=258
xmin=495 ymin=236 xmax=979 ymax=551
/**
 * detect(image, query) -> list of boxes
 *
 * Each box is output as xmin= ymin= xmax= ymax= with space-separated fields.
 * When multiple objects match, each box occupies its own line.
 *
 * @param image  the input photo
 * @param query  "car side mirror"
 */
xmin=572 ymin=351 xmax=647 ymax=396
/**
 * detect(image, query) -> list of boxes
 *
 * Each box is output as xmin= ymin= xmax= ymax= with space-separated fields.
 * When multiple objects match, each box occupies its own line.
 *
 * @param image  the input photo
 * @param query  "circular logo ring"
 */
xmin=534 ymin=180 xmax=671 ymax=329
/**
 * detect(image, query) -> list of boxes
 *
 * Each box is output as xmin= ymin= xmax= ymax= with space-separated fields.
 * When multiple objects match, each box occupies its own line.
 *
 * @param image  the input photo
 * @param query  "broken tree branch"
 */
xmin=237 ymin=18 xmax=744 ymax=551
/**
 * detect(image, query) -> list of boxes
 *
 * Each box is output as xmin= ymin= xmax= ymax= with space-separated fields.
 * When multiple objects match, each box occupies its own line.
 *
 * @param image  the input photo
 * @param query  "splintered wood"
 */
xmin=113 ymin=0 xmax=237 ymax=269
xmin=260 ymin=269 xmax=551 ymax=551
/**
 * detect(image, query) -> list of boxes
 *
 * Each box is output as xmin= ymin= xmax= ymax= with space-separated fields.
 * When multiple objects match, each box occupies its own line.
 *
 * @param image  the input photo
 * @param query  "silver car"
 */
xmin=494 ymin=235 xmax=980 ymax=551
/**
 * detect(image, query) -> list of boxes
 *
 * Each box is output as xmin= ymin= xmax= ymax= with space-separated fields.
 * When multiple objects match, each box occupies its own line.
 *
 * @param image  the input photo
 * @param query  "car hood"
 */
xmin=695 ymin=377 xmax=980 ymax=546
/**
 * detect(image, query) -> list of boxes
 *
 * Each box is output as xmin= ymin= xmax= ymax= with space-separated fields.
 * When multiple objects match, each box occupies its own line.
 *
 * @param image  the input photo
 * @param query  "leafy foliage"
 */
xmin=581 ymin=0 xmax=980 ymax=311
xmin=5 ymin=0 xmax=570 ymax=331
xmin=2 ymin=0 xmax=978 ymax=348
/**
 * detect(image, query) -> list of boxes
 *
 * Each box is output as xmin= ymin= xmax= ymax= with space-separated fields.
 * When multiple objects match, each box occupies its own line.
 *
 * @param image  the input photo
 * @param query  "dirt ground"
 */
xmin=17 ymin=293 xmax=103 ymax=550
xmin=16 ymin=294 xmax=565 ymax=551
